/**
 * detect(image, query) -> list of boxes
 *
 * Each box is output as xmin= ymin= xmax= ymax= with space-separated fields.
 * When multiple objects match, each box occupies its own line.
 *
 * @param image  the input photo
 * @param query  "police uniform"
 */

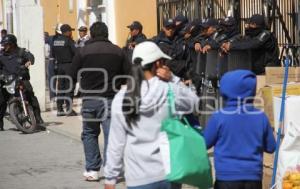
xmin=52 ymin=32 xmax=76 ymax=114
xmin=229 ymin=14 xmax=280 ymax=75
xmin=0 ymin=47 xmax=43 ymax=129
xmin=124 ymin=21 xmax=147 ymax=61
xmin=230 ymin=30 xmax=280 ymax=74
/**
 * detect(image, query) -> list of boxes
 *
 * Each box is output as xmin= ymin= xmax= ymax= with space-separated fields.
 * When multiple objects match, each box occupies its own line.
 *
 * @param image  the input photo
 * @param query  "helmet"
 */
xmin=55 ymin=23 xmax=63 ymax=34
xmin=132 ymin=41 xmax=171 ymax=66
xmin=1 ymin=34 xmax=17 ymax=45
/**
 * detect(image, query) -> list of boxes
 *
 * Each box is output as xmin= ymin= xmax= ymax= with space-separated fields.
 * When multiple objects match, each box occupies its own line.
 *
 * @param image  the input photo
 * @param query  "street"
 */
xmin=0 ymin=118 xmax=122 ymax=189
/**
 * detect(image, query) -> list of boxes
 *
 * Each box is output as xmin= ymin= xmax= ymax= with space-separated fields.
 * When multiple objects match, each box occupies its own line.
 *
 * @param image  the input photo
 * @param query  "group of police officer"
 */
xmin=123 ymin=14 xmax=280 ymax=125
xmin=125 ymin=14 xmax=280 ymax=93
xmin=0 ymin=13 xmax=280 ymax=131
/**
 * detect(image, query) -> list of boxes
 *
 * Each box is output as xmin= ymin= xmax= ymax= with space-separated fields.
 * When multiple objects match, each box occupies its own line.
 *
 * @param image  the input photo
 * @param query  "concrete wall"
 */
xmin=15 ymin=0 xmax=46 ymax=111
xmin=114 ymin=0 xmax=157 ymax=47
xmin=0 ymin=0 xmax=3 ymax=29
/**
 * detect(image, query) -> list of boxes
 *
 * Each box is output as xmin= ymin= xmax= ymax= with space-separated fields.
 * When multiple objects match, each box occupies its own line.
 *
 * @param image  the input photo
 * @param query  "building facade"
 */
xmin=40 ymin=0 xmax=157 ymax=46
xmin=0 ymin=0 xmax=158 ymax=109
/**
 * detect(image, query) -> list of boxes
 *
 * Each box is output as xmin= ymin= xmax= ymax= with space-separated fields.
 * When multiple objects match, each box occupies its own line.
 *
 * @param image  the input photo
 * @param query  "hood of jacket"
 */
xmin=139 ymin=76 xmax=168 ymax=113
xmin=220 ymin=70 xmax=256 ymax=105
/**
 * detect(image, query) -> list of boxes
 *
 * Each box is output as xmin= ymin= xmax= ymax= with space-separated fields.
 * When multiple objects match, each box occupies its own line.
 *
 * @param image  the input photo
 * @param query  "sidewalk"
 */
xmin=42 ymin=101 xmax=274 ymax=189
xmin=42 ymin=102 xmax=196 ymax=189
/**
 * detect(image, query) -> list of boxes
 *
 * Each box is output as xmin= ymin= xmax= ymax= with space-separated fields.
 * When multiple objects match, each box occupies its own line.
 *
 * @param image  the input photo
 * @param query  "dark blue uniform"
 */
xmin=52 ymin=34 xmax=76 ymax=113
xmin=0 ymin=47 xmax=42 ymax=129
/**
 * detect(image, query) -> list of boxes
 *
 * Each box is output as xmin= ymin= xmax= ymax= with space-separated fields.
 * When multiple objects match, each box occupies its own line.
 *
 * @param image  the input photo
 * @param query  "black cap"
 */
xmin=201 ymin=18 xmax=218 ymax=28
xmin=163 ymin=18 xmax=175 ymax=28
xmin=249 ymin=14 xmax=265 ymax=27
xmin=127 ymin=21 xmax=143 ymax=30
xmin=78 ymin=26 xmax=88 ymax=32
xmin=60 ymin=24 xmax=75 ymax=33
xmin=220 ymin=17 xmax=236 ymax=26
xmin=174 ymin=14 xmax=188 ymax=24
xmin=1 ymin=34 xmax=17 ymax=45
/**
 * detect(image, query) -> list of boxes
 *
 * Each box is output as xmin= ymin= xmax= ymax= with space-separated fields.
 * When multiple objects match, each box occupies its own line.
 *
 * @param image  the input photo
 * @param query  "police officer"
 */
xmin=52 ymin=24 xmax=77 ymax=116
xmin=194 ymin=18 xmax=219 ymax=53
xmin=153 ymin=18 xmax=187 ymax=78
xmin=76 ymin=26 xmax=90 ymax=48
xmin=173 ymin=14 xmax=189 ymax=41
xmin=124 ymin=21 xmax=147 ymax=61
xmin=181 ymin=20 xmax=204 ymax=88
xmin=221 ymin=14 xmax=280 ymax=75
xmin=0 ymin=34 xmax=44 ymax=131
xmin=202 ymin=17 xmax=241 ymax=53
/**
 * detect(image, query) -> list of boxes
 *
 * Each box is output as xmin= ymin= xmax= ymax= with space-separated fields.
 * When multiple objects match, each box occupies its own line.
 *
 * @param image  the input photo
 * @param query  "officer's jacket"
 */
xmin=0 ymin=47 xmax=34 ymax=80
xmin=230 ymin=30 xmax=280 ymax=75
xmin=125 ymin=33 xmax=147 ymax=48
xmin=52 ymin=34 xmax=76 ymax=64
xmin=207 ymin=31 xmax=242 ymax=50
xmin=123 ymin=33 xmax=147 ymax=61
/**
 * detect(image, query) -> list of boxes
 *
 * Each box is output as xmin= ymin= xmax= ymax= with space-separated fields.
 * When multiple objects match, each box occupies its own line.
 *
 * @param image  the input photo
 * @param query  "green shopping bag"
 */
xmin=160 ymin=84 xmax=213 ymax=189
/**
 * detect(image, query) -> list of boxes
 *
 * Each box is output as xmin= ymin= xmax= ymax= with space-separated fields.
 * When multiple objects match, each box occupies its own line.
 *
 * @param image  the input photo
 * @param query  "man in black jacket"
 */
xmin=69 ymin=21 xmax=131 ymax=181
xmin=52 ymin=24 xmax=77 ymax=116
xmin=0 ymin=34 xmax=44 ymax=131
xmin=221 ymin=14 xmax=280 ymax=75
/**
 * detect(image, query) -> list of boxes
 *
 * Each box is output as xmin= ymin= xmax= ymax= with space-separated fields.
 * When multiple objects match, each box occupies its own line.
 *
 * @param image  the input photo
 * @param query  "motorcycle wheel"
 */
xmin=9 ymin=101 xmax=37 ymax=134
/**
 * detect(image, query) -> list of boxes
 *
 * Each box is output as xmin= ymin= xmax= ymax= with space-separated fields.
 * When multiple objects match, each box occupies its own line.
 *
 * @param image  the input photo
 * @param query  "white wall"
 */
xmin=77 ymin=0 xmax=87 ymax=29
xmin=15 ymin=0 xmax=46 ymax=111
xmin=105 ymin=0 xmax=116 ymax=44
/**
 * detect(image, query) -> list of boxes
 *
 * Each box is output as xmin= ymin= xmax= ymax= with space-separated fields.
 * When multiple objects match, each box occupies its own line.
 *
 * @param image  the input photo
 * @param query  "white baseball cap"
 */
xmin=132 ymin=41 xmax=171 ymax=66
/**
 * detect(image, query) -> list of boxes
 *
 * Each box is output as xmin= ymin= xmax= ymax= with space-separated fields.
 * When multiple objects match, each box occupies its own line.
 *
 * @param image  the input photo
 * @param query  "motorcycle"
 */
xmin=0 ymin=66 xmax=37 ymax=133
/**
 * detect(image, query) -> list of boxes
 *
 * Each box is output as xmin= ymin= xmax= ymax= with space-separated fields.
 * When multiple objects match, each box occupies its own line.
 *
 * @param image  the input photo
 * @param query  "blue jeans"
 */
xmin=81 ymin=98 xmax=112 ymax=171
xmin=127 ymin=180 xmax=182 ymax=189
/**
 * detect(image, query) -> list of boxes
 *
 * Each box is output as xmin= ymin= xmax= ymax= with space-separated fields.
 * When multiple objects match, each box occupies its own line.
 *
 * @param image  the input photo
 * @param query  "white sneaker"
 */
xmin=83 ymin=170 xmax=99 ymax=181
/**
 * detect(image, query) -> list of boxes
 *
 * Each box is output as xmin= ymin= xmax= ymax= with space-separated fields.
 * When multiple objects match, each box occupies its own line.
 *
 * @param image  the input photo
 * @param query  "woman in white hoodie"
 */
xmin=104 ymin=41 xmax=199 ymax=189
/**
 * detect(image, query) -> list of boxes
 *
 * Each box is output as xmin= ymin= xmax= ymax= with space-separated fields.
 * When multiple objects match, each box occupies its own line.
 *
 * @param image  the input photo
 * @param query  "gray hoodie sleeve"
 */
xmin=104 ymin=91 xmax=127 ymax=185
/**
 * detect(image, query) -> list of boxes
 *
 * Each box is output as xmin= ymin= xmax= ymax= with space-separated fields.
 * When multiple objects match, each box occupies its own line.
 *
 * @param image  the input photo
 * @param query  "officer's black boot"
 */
xmin=0 ymin=119 xmax=4 ymax=131
xmin=56 ymin=100 xmax=66 ymax=117
xmin=33 ymin=110 xmax=46 ymax=131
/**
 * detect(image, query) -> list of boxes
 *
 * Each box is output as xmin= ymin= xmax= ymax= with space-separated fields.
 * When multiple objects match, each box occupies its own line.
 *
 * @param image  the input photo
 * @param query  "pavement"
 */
xmin=0 ymin=98 xmax=273 ymax=189
xmin=0 ymin=119 xmax=102 ymax=189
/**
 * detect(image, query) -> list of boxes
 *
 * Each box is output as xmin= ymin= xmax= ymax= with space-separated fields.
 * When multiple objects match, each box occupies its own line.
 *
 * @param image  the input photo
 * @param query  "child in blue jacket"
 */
xmin=204 ymin=70 xmax=276 ymax=189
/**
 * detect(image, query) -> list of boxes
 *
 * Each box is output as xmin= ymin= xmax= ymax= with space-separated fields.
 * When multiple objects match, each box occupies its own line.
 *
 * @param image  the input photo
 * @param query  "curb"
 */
xmin=46 ymin=126 xmax=81 ymax=143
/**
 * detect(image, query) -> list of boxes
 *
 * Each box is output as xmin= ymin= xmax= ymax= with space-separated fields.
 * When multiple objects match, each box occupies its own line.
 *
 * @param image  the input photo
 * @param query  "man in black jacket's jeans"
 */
xmin=69 ymin=22 xmax=131 ymax=181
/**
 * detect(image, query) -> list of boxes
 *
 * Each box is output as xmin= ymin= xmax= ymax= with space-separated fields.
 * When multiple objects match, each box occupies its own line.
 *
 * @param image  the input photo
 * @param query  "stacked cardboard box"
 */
xmin=260 ymin=67 xmax=300 ymax=127
xmin=261 ymin=83 xmax=300 ymax=126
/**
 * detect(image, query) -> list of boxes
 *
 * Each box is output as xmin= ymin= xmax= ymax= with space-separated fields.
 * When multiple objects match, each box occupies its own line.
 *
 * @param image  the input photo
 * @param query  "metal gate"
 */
xmin=157 ymin=0 xmax=300 ymax=45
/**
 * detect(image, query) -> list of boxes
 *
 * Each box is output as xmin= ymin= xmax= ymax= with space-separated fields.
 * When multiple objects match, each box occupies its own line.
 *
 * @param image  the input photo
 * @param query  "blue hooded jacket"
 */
xmin=204 ymin=70 xmax=276 ymax=181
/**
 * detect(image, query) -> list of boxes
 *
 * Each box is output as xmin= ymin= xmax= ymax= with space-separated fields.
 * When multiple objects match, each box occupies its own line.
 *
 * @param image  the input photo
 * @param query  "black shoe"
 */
xmin=38 ymin=125 xmax=46 ymax=131
xmin=66 ymin=110 xmax=77 ymax=117
xmin=36 ymin=116 xmax=45 ymax=125
xmin=0 ymin=120 xmax=4 ymax=131
xmin=57 ymin=109 xmax=66 ymax=117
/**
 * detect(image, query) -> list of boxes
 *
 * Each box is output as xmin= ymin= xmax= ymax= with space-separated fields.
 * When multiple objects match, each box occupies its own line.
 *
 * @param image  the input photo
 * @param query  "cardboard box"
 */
xmin=256 ymin=75 xmax=266 ymax=92
xmin=261 ymin=83 xmax=300 ymax=126
xmin=265 ymin=67 xmax=297 ymax=85
xmin=296 ymin=67 xmax=300 ymax=82
xmin=254 ymin=76 xmax=266 ymax=109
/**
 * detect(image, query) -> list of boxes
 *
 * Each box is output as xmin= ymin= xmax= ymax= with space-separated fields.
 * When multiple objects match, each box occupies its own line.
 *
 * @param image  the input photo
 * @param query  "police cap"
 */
xmin=1 ymin=34 xmax=17 ymax=45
